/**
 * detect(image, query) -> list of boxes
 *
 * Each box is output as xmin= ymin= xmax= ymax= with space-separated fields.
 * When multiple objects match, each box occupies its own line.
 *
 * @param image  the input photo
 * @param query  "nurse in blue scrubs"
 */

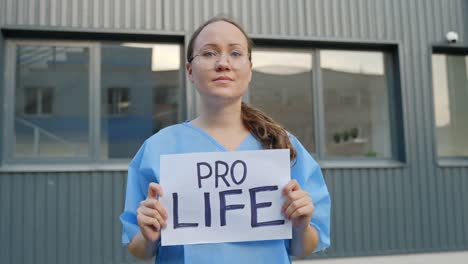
xmin=120 ymin=16 xmax=331 ymax=264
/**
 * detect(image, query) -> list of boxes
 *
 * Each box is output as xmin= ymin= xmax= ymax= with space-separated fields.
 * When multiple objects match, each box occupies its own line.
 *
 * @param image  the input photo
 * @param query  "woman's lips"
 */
xmin=213 ymin=76 xmax=233 ymax=83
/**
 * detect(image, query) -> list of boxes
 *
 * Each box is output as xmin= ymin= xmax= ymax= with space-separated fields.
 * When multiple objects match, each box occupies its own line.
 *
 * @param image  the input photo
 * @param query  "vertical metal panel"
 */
xmin=297 ymin=0 xmax=305 ymax=36
xmin=240 ymin=0 xmax=250 ymax=33
xmin=423 ymin=1 xmax=438 ymax=249
xmin=464 ymin=0 xmax=468 ymax=43
xmin=0 ymin=176 xmax=11 ymax=263
xmin=134 ymin=0 xmax=141 ymax=30
xmin=10 ymin=174 xmax=21 ymax=264
xmin=323 ymin=0 xmax=332 ymax=36
xmin=445 ymin=168 xmax=457 ymax=248
xmin=410 ymin=0 xmax=426 ymax=250
xmin=5 ymin=0 xmax=14 ymax=25
xmin=304 ymin=0 xmax=312 ymax=36
xmin=163 ymin=0 xmax=171 ymax=31
xmin=287 ymin=0 xmax=297 ymax=35
xmin=260 ymin=0 xmax=268 ymax=34
xmin=0 ymin=0 xmax=4 ymax=25
xmin=250 ymin=0 xmax=259 ymax=34
xmin=462 ymin=169 xmax=468 ymax=246
xmin=17 ymin=0 xmax=24 ymax=25
xmin=376 ymin=0 xmax=385 ymax=39
xmin=339 ymin=0 xmax=349 ymax=38
xmin=221 ymin=0 xmax=230 ymax=17
xmin=331 ymin=0 xmax=339 ymax=37
xmin=0 ymin=30 xmax=4 ymax=260
xmin=0 ymin=30 xmax=3 ymax=164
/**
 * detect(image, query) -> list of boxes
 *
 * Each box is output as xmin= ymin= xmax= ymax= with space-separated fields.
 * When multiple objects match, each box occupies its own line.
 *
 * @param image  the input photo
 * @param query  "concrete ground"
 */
xmin=295 ymin=250 xmax=468 ymax=264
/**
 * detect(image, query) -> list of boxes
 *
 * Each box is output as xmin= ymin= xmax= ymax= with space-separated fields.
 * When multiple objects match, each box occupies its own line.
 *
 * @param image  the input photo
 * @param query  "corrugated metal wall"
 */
xmin=0 ymin=172 xmax=139 ymax=264
xmin=1 ymin=0 xmax=467 ymax=263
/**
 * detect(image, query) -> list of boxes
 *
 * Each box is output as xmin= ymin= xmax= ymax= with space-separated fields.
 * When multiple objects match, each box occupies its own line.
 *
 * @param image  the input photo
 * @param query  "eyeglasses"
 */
xmin=189 ymin=50 xmax=250 ymax=69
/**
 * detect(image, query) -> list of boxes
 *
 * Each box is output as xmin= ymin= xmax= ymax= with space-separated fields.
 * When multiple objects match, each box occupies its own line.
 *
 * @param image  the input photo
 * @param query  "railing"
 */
xmin=15 ymin=117 xmax=81 ymax=156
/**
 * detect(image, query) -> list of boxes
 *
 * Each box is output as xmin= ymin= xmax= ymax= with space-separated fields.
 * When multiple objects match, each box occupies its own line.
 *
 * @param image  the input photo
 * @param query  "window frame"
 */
xmin=3 ymin=39 xmax=97 ymax=164
xmin=2 ymin=38 xmax=186 ymax=167
xmin=431 ymin=46 xmax=468 ymax=167
xmin=251 ymin=39 xmax=406 ymax=168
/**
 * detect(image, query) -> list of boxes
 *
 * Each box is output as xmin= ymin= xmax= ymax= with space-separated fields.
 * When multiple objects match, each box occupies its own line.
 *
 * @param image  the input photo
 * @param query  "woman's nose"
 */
xmin=215 ymin=54 xmax=231 ymax=71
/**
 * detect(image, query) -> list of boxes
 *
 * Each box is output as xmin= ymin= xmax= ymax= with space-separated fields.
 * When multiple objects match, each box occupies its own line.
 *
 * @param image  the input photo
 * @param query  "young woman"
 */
xmin=120 ymin=17 xmax=331 ymax=263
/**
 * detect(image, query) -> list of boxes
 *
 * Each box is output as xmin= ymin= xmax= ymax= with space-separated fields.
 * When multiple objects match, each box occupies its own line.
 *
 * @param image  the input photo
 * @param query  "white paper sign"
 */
xmin=159 ymin=149 xmax=292 ymax=246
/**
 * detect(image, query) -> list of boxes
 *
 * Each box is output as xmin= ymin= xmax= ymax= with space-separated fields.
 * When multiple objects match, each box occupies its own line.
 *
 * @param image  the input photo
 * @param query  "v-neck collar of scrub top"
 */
xmin=182 ymin=121 xmax=254 ymax=152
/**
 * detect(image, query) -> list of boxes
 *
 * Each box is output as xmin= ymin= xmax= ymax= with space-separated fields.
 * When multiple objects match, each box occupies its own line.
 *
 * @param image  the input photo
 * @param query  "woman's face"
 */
xmin=186 ymin=21 xmax=252 ymax=104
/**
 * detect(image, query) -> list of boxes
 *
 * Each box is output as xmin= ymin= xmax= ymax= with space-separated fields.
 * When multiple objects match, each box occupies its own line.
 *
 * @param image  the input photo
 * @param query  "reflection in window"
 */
xmin=321 ymin=50 xmax=391 ymax=158
xmin=24 ymin=87 xmax=54 ymax=115
xmin=100 ymin=43 xmax=182 ymax=159
xmin=432 ymin=54 xmax=468 ymax=157
xmin=250 ymin=49 xmax=315 ymax=152
xmin=107 ymin=88 xmax=130 ymax=115
xmin=14 ymin=45 xmax=89 ymax=157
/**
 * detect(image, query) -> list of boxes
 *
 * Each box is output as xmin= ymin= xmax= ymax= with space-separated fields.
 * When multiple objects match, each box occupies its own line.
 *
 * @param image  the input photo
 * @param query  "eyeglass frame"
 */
xmin=188 ymin=50 xmax=252 ymax=66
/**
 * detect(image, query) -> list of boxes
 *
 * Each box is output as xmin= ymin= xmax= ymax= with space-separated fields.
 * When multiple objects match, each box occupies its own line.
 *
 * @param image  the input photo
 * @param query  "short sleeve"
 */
xmin=290 ymin=136 xmax=331 ymax=253
xmin=119 ymin=141 xmax=158 ymax=245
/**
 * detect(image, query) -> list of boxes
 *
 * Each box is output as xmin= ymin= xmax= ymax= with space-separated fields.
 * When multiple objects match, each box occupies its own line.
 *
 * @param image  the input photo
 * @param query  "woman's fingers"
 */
xmin=137 ymin=213 xmax=161 ymax=231
xmin=282 ymin=179 xmax=314 ymax=226
xmin=134 ymin=183 xmax=167 ymax=242
xmin=138 ymin=206 xmax=167 ymax=228
xmin=282 ymin=179 xmax=300 ymax=195
xmin=140 ymin=198 xmax=168 ymax=219
xmin=148 ymin=182 xmax=164 ymax=199
xmin=283 ymin=195 xmax=312 ymax=219
xmin=289 ymin=204 xmax=314 ymax=220
xmin=138 ymin=214 xmax=161 ymax=242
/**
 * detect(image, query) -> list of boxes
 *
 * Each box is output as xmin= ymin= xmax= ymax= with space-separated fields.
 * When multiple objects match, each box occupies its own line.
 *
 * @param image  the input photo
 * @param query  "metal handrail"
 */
xmin=15 ymin=117 xmax=81 ymax=156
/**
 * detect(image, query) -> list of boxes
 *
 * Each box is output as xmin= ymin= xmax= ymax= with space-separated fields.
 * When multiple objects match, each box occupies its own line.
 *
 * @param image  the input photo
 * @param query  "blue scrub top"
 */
xmin=120 ymin=122 xmax=331 ymax=263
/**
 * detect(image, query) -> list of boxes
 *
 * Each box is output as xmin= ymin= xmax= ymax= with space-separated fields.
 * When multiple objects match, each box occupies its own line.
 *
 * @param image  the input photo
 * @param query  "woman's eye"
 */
xmin=231 ymin=51 xmax=243 ymax=57
xmin=201 ymin=51 xmax=217 ymax=57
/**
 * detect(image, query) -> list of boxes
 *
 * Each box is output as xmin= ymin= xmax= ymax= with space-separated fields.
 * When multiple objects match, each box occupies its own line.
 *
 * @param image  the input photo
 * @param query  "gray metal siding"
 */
xmin=0 ymin=0 xmax=467 ymax=263
xmin=325 ymin=167 xmax=468 ymax=257
xmin=2 ymin=0 xmax=464 ymax=41
xmin=0 ymin=172 xmax=141 ymax=264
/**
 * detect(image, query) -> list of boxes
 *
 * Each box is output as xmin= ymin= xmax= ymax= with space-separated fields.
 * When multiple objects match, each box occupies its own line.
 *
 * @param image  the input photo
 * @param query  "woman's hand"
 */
xmin=136 ymin=182 xmax=168 ymax=242
xmin=282 ymin=179 xmax=314 ymax=230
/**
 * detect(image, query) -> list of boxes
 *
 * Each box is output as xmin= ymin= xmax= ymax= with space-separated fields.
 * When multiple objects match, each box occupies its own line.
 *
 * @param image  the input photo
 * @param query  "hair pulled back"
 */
xmin=187 ymin=16 xmax=297 ymax=160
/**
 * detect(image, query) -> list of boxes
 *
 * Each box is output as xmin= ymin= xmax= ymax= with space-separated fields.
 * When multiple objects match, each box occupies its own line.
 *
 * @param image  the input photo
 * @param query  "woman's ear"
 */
xmin=186 ymin=63 xmax=194 ymax=83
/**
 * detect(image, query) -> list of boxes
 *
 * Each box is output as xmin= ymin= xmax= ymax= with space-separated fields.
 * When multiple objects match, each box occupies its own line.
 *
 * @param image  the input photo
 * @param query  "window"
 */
xmin=432 ymin=52 xmax=468 ymax=157
xmin=4 ymin=40 xmax=184 ymax=162
xmin=250 ymin=46 xmax=400 ymax=161
xmin=250 ymin=49 xmax=315 ymax=152
xmin=13 ymin=45 xmax=90 ymax=158
xmin=321 ymin=50 xmax=391 ymax=158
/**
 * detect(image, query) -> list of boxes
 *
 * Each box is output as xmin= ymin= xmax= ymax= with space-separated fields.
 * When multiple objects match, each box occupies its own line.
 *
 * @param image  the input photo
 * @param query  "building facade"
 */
xmin=1 ymin=0 xmax=467 ymax=263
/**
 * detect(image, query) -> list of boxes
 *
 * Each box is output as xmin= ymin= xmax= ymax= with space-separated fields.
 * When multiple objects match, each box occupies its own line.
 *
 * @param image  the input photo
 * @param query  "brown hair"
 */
xmin=187 ymin=16 xmax=297 ymax=160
